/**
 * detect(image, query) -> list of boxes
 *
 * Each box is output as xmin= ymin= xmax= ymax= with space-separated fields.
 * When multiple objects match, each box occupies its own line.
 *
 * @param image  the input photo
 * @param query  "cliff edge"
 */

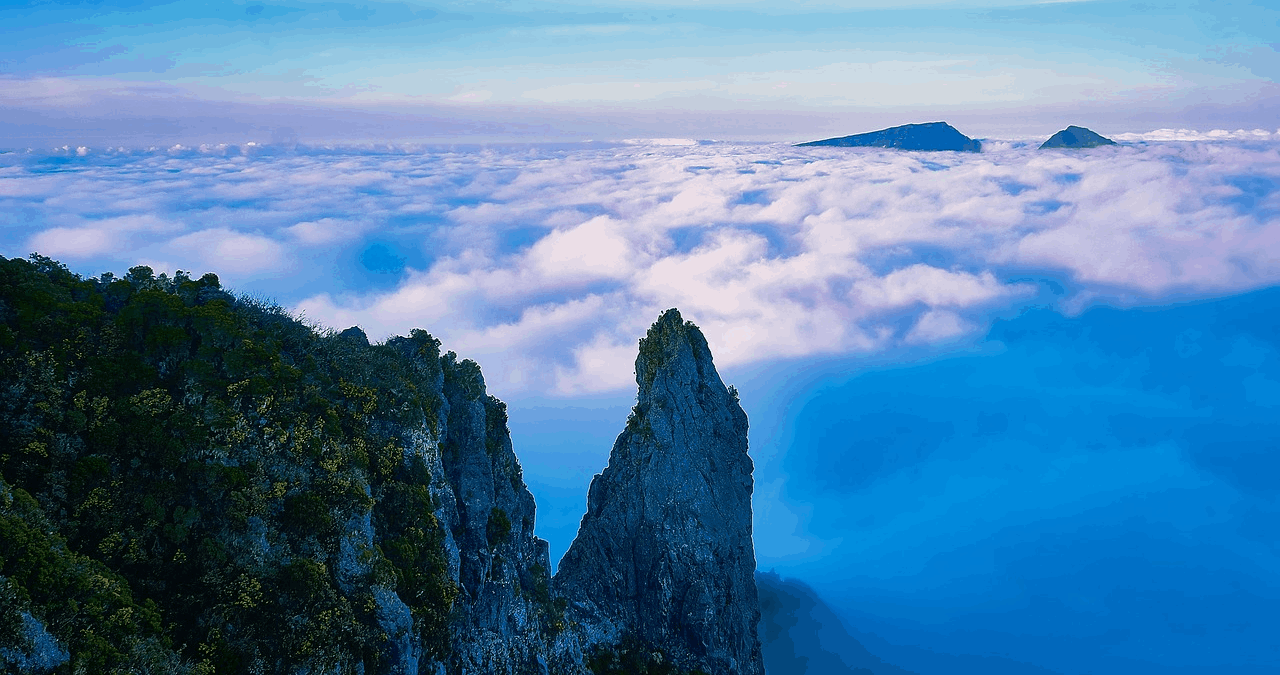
xmin=0 ymin=257 xmax=761 ymax=675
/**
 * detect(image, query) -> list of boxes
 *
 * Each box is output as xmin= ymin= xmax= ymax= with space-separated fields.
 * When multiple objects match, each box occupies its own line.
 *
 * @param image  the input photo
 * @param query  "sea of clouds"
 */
xmin=3 ymin=135 xmax=1279 ymax=400
xmin=6 ymin=134 xmax=1280 ymax=675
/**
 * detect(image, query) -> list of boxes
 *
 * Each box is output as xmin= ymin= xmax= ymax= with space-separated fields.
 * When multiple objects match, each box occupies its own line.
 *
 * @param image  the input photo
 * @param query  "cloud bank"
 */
xmin=3 ymin=138 xmax=1279 ymax=398
xmin=754 ymin=288 xmax=1280 ymax=675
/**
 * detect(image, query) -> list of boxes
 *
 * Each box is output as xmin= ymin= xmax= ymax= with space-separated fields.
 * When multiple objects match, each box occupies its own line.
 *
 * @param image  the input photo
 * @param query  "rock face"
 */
xmin=380 ymin=337 xmax=555 ymax=675
xmin=434 ymin=353 xmax=554 ymax=674
xmin=552 ymin=309 xmax=764 ymax=675
xmin=1039 ymin=125 xmax=1116 ymax=149
xmin=0 ymin=256 xmax=763 ymax=675
xmin=0 ymin=256 xmax=559 ymax=675
xmin=797 ymin=121 xmax=981 ymax=152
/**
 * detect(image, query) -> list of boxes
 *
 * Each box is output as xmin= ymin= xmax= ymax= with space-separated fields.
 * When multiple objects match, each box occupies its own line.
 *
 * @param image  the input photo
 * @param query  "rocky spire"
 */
xmin=552 ymin=308 xmax=764 ymax=675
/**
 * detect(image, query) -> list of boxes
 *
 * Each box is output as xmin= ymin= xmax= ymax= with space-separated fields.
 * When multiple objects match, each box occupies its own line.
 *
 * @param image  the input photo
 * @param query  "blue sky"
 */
xmin=2 ymin=0 xmax=1279 ymax=142
xmin=4 ymin=2 xmax=1280 ymax=673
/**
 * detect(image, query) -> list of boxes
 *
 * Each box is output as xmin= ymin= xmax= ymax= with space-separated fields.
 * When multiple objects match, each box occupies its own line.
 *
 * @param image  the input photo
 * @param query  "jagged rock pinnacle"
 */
xmin=552 ymin=308 xmax=764 ymax=675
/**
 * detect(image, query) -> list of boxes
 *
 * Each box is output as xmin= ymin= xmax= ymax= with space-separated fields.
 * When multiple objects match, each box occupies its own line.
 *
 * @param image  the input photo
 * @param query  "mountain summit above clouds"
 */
xmin=1039 ymin=125 xmax=1116 ymax=149
xmin=796 ymin=122 xmax=982 ymax=152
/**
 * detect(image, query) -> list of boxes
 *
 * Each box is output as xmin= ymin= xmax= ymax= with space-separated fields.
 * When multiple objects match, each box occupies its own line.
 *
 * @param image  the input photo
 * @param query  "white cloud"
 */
xmin=285 ymin=218 xmax=363 ymax=245
xmin=448 ymin=90 xmax=493 ymax=103
xmin=557 ymin=333 xmax=640 ymax=395
xmin=854 ymin=265 xmax=1022 ymax=310
xmin=165 ymin=228 xmax=287 ymax=276
xmin=906 ymin=309 xmax=972 ymax=344
xmin=28 ymin=227 xmax=116 ymax=258
xmin=25 ymin=215 xmax=181 ymax=259
xmin=4 ymin=138 xmax=1279 ymax=398
xmin=622 ymin=138 xmax=699 ymax=146
xmin=1112 ymin=128 xmax=1278 ymax=142
xmin=526 ymin=216 xmax=636 ymax=283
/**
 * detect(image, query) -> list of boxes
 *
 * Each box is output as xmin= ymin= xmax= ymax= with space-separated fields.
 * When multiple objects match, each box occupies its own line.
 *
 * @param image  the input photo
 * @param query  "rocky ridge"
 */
xmin=380 ymin=341 xmax=555 ymax=675
xmin=0 ymin=256 xmax=761 ymax=675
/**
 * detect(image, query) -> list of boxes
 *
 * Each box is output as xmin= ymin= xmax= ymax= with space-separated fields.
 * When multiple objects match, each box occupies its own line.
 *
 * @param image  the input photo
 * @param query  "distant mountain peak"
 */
xmin=1039 ymin=125 xmax=1116 ymax=149
xmin=796 ymin=122 xmax=982 ymax=152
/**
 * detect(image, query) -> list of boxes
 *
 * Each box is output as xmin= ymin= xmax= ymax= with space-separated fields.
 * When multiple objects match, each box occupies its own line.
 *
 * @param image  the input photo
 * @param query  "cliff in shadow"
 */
xmin=552 ymin=309 xmax=764 ymax=675
xmin=0 ymin=255 xmax=554 ymax=674
xmin=0 ymin=256 xmax=761 ymax=675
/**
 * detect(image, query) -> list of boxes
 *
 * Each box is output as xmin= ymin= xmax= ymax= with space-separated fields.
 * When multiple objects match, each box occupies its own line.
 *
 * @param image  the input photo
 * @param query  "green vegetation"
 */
xmin=1 ymin=478 xmax=185 ymax=674
xmin=585 ymin=636 xmax=710 ymax=675
xmin=486 ymin=508 xmax=512 ymax=548
xmin=0 ymin=254 xmax=458 ymax=673
xmin=373 ymin=454 xmax=457 ymax=661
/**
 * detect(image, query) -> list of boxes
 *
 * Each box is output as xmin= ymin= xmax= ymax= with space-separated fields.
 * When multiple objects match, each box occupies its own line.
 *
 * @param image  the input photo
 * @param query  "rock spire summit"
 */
xmin=553 ymin=308 xmax=764 ymax=675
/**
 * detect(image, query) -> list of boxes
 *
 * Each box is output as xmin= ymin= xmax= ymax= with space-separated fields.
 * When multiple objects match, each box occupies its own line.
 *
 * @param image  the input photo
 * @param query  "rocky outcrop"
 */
xmin=797 ymin=122 xmax=982 ymax=152
xmin=0 ymin=256 xmax=761 ymax=675
xmin=435 ymin=353 xmax=554 ymax=674
xmin=1039 ymin=125 xmax=1116 ymax=149
xmin=552 ymin=309 xmax=764 ymax=675
xmin=381 ymin=335 xmax=555 ymax=675
xmin=0 ymin=256 xmax=559 ymax=675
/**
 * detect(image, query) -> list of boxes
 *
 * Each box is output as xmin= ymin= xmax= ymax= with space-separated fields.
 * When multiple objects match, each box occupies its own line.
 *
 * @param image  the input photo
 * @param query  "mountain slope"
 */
xmin=1039 ymin=125 xmax=1116 ymax=149
xmin=0 ymin=254 xmax=556 ymax=674
xmin=796 ymin=122 xmax=982 ymax=152
xmin=756 ymin=572 xmax=917 ymax=675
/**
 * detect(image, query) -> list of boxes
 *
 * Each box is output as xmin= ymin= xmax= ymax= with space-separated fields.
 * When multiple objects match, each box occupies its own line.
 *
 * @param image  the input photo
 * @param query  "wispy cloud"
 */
xmin=1112 ymin=128 xmax=1280 ymax=141
xmin=3 ymin=138 xmax=1279 ymax=397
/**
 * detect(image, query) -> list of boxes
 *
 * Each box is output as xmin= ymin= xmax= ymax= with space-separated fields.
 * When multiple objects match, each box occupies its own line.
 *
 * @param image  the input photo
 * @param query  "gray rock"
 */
xmin=553 ymin=308 xmax=764 ymax=675
xmin=0 ymin=610 xmax=70 ymax=675
xmin=338 ymin=325 xmax=371 ymax=345
xmin=381 ymin=335 xmax=554 ymax=675
xmin=439 ymin=352 xmax=553 ymax=675
xmin=372 ymin=586 xmax=421 ymax=675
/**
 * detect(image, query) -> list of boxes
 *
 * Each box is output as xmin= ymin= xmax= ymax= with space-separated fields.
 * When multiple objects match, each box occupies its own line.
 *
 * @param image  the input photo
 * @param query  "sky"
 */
xmin=4 ymin=2 xmax=1280 ymax=674
xmin=2 ymin=0 xmax=1280 ymax=143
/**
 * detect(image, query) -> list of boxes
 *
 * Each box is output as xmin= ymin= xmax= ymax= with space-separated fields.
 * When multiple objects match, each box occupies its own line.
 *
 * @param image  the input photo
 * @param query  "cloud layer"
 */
xmin=3 ymin=138 xmax=1279 ymax=397
xmin=754 ymin=288 xmax=1280 ymax=675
